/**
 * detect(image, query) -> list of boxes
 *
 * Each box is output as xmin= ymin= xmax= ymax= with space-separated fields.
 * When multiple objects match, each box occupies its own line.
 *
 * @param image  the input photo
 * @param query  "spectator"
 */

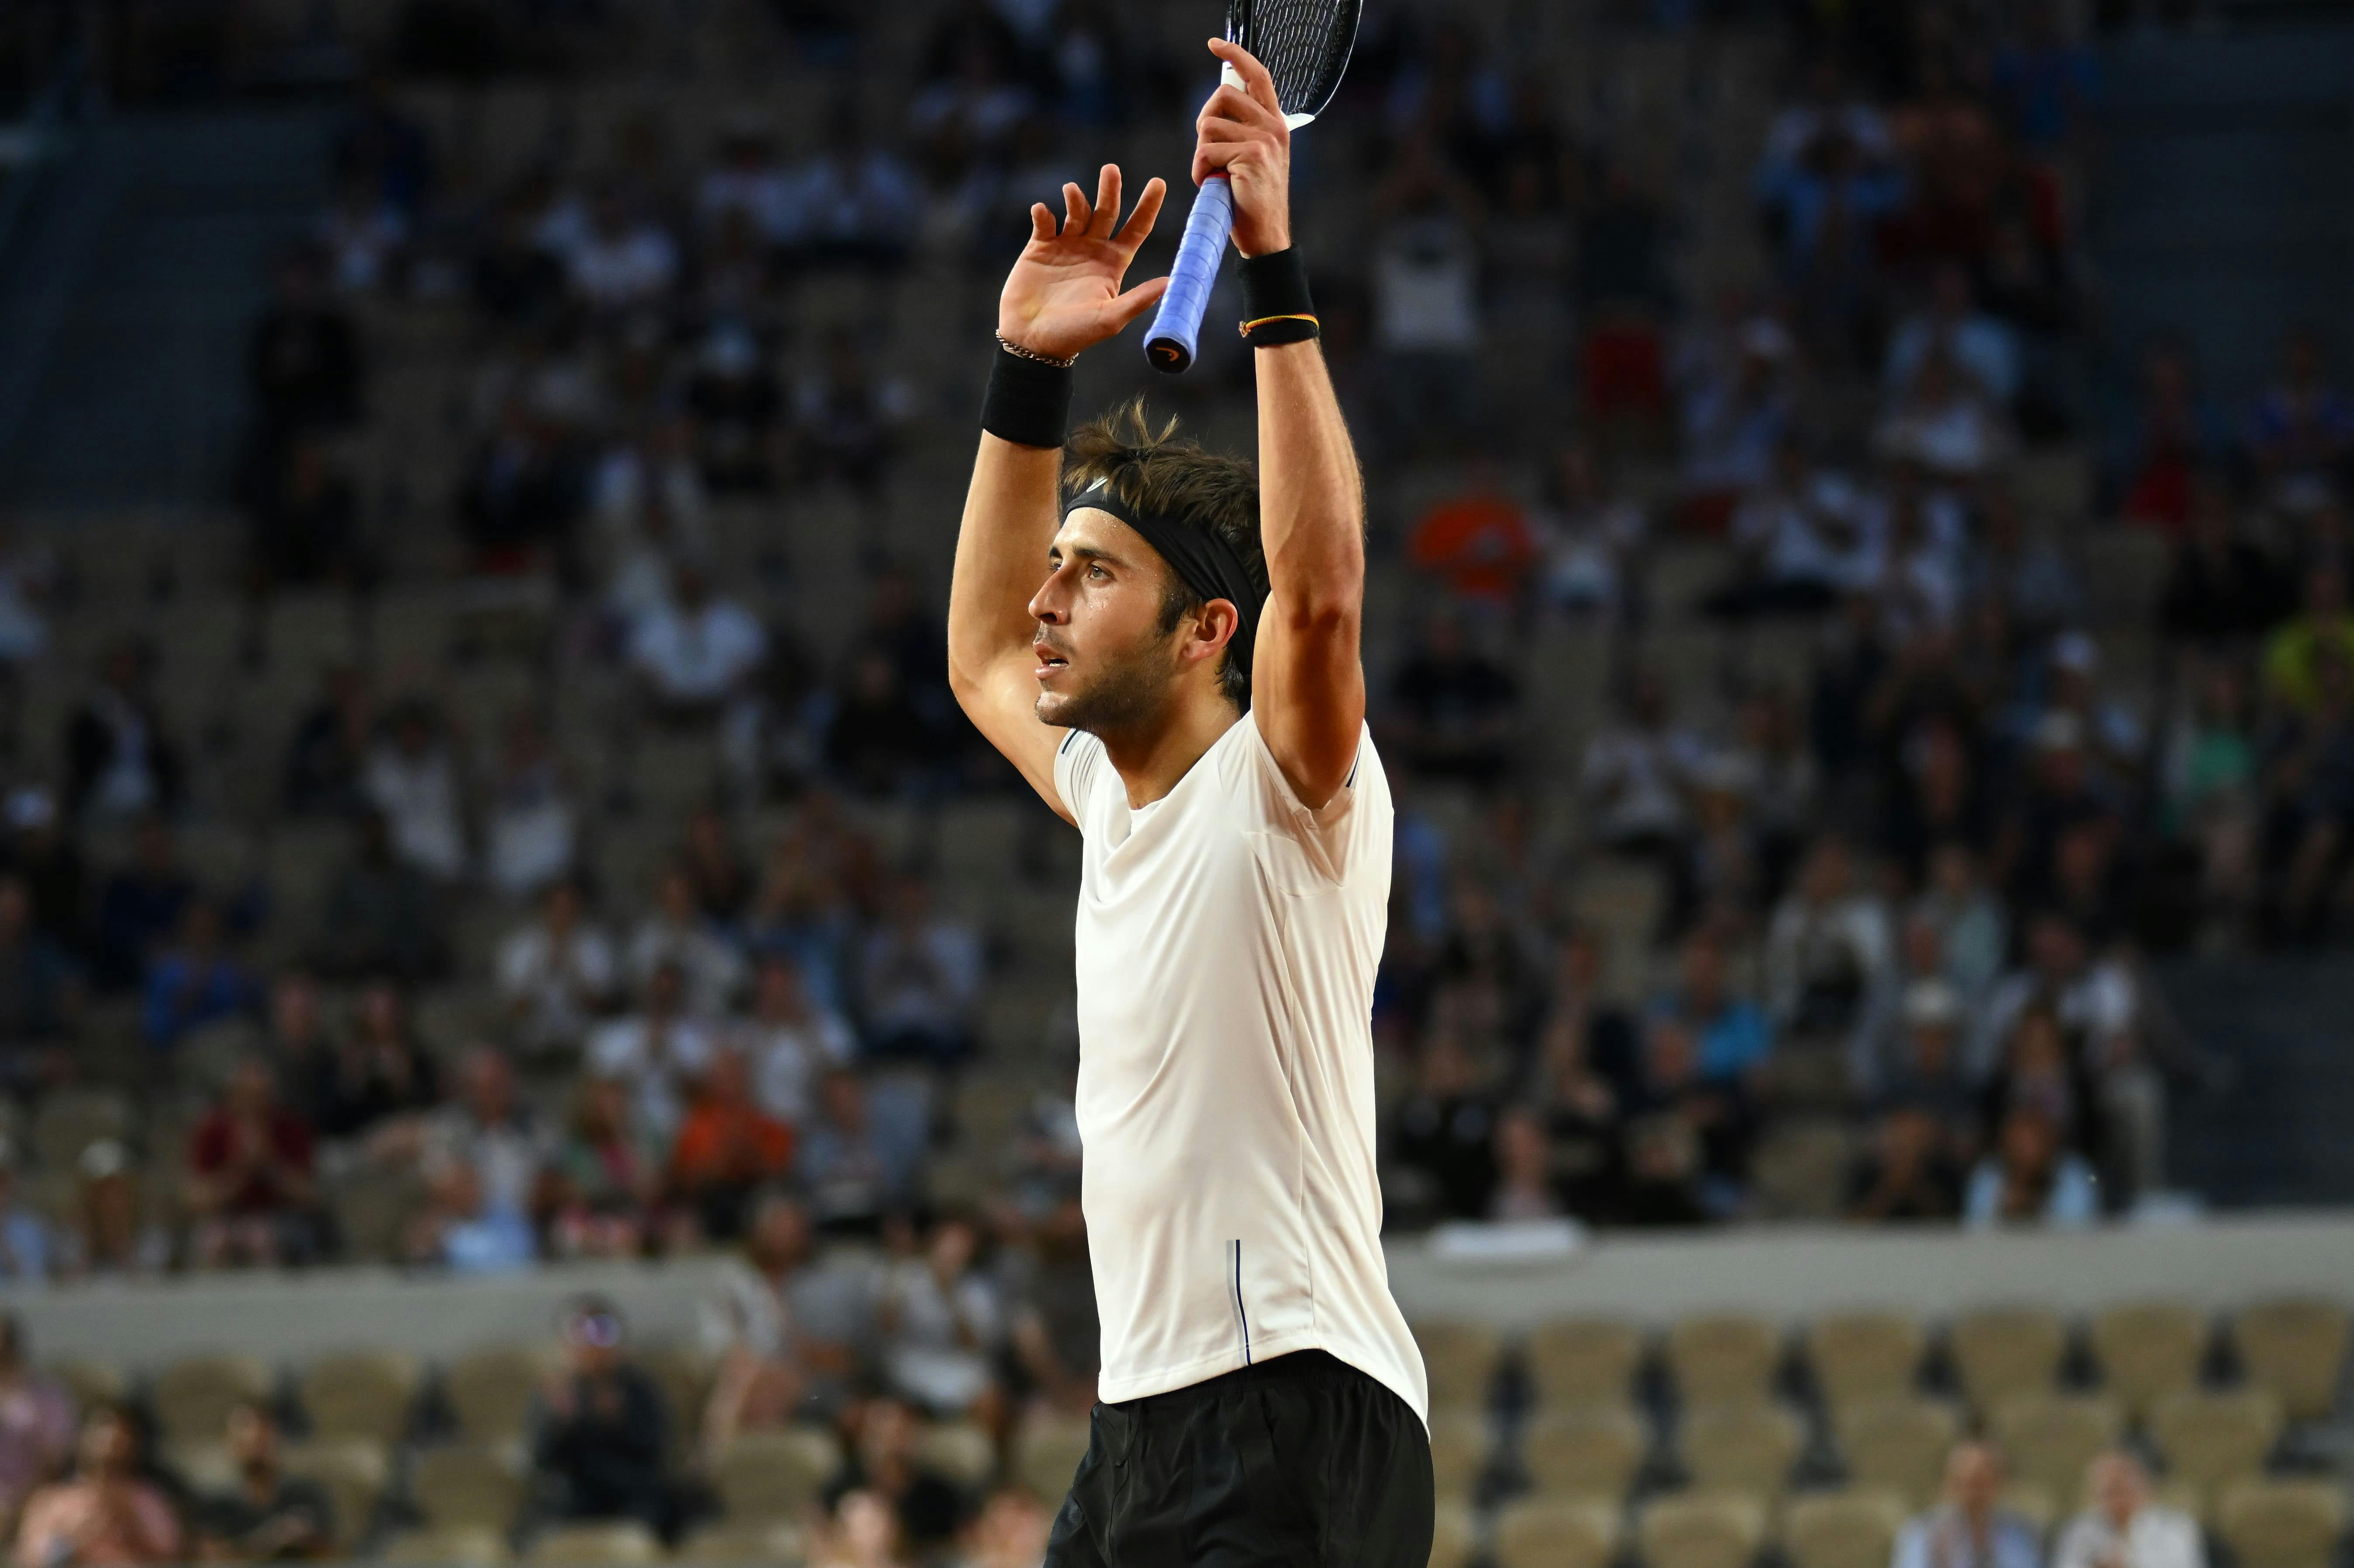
xmin=92 ymin=815 xmax=192 ymax=993
xmin=2261 ymin=561 xmax=2354 ymax=716
xmin=185 ymin=1056 xmax=320 ymax=1268
xmin=0 ymin=877 xmax=79 ymax=1076
xmin=565 ymin=192 xmax=679 ymax=313
xmin=0 ymin=1150 xmax=55 ymax=1283
xmin=1405 ymin=472 xmax=1540 ymax=611
xmin=2246 ymin=330 xmax=2353 ymax=514
xmin=1885 ymin=263 xmax=2021 ymax=411
xmin=1535 ymin=442 xmax=1647 ymax=620
xmin=362 ymin=699 xmax=468 ymax=883
xmin=701 ymin=1193 xmax=867 ymax=1448
xmin=588 ymin=961 xmax=716 ymax=1149
xmin=1386 ymin=608 xmax=1522 ymax=790
xmin=482 ymin=710 xmax=577 ymax=899
xmin=1871 ymin=979 xmax=1980 ymax=1153
xmin=2 ymin=787 xmax=85 ymax=959
xmin=244 ymin=437 xmax=362 ymax=595
xmin=668 ymin=1047 xmax=794 ymax=1241
xmin=1582 ymin=670 xmax=1708 ymax=853
xmin=0 ymin=1317 xmax=73 ymax=1518
xmin=56 ymin=1142 xmax=169 ymax=1279
xmin=793 ymin=329 xmax=913 ymax=494
xmin=530 ymin=1296 xmax=677 ymax=1541
xmin=263 ymin=972 xmax=337 ymax=1130
xmin=247 ymin=247 xmax=362 ymax=438
xmin=858 ymin=876 xmax=981 ymax=1067
xmin=2159 ymin=485 xmax=2287 ymax=647
xmin=1847 ymin=1100 xmax=1965 ymax=1222
xmin=316 ymin=809 xmax=448 ymax=983
xmin=2265 ymin=640 xmax=2354 ymax=943
xmin=458 ymin=402 xmax=584 ymax=572
xmin=281 ymin=667 xmax=376 ymax=818
xmin=819 ymin=1486 xmax=911 ymax=1568
xmin=312 ymin=982 xmax=440 ymax=1143
xmin=1682 ymin=316 xmax=1796 ymax=514
xmin=1488 ymin=1107 xmax=1564 ymax=1221
xmin=957 ymin=1489 xmax=1052 ymax=1568
xmin=10 ymin=1405 xmax=181 ymax=1566
xmin=498 ymin=879 xmax=619 ymax=1059
xmin=1389 ymin=1029 xmax=1497 ymax=1223
xmin=679 ymin=805 xmax=754 ymax=925
xmin=1911 ymin=843 xmax=2010 ymax=1004
xmin=546 ymin=1076 xmax=659 ymax=1261
xmin=2055 ymin=1453 xmax=2205 ymax=1568
xmin=1660 ymin=933 xmax=1774 ymax=1083
xmin=629 ymin=564 xmax=767 ymax=715
xmin=2161 ymin=661 xmax=2261 ymax=939
xmin=1714 ymin=439 xmax=1881 ymax=618
xmin=1001 ymin=1195 xmax=1098 ymax=1416
xmin=317 ymin=173 xmax=406 ymax=294
xmin=827 ymin=648 xmax=941 ymax=798
xmin=416 ymin=1048 xmax=551 ymax=1235
xmin=1965 ymin=1105 xmax=2099 ymax=1228
xmin=1892 ymin=1443 xmax=2044 ymax=1568
xmin=877 ymin=1213 xmax=1003 ymax=1420
xmin=2115 ymin=345 xmax=2225 ymax=535
xmin=798 ymin=1066 xmax=915 ymax=1236
xmin=685 ymin=322 xmax=784 ymax=493
xmin=192 ymin=1401 xmax=334 ymax=1561
xmin=1369 ymin=134 xmax=1485 ymax=452
xmin=740 ymin=953 xmax=856 ymax=1125
xmin=823 ymin=1398 xmax=970 ymax=1560
xmin=1621 ymin=1016 xmax=1753 ymax=1221
xmin=141 ymin=900 xmax=258 ymax=1052
xmin=697 ymin=119 xmax=797 ymax=244
xmin=1765 ymin=835 xmax=1897 ymax=1057
xmin=628 ymin=865 xmax=747 ymax=1018
xmin=1876 ymin=346 xmax=2016 ymax=484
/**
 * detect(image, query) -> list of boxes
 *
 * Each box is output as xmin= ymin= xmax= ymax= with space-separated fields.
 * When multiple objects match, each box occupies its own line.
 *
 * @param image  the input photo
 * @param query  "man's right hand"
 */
xmin=998 ymin=164 xmax=1167 ymax=364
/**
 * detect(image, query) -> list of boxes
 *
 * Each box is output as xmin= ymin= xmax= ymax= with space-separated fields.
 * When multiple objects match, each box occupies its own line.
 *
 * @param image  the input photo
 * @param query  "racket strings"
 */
xmin=1236 ymin=0 xmax=1358 ymax=119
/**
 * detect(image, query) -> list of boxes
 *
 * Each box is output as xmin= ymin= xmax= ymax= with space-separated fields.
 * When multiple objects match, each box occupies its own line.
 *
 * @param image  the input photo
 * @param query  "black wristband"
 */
xmin=1239 ymin=248 xmax=1318 ymax=347
xmin=981 ymin=343 xmax=1074 ymax=449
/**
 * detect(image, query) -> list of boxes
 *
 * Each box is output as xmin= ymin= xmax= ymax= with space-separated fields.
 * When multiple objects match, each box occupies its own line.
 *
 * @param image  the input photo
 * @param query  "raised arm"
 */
xmin=1196 ymin=40 xmax=1366 ymax=810
xmin=947 ymin=166 xmax=1166 ymax=821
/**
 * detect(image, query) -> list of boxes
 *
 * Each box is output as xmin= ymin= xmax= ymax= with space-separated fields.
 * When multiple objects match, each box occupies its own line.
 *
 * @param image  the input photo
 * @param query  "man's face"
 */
xmin=1028 ymin=509 xmax=1200 ymax=736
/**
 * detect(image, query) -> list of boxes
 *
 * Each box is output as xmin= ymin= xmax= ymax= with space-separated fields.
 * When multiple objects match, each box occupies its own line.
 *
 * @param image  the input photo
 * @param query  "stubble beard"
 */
xmin=1035 ymin=631 xmax=1180 ymax=742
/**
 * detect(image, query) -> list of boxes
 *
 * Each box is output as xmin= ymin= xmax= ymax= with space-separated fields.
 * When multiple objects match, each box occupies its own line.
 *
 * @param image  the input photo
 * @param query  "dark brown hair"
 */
xmin=1064 ymin=399 xmax=1266 ymax=708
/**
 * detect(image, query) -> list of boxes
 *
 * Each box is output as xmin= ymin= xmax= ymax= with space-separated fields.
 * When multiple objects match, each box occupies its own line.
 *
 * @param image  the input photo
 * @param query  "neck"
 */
xmin=1096 ymin=691 xmax=1239 ymax=810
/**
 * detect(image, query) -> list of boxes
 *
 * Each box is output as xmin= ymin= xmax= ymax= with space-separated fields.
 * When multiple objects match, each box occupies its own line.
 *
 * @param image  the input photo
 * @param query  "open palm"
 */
xmin=999 ymin=164 xmax=1168 ymax=363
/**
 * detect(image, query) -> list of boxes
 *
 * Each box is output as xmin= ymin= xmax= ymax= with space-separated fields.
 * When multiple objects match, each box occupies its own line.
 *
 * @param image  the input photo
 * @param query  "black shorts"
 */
xmin=1043 ymin=1350 xmax=1434 ymax=1568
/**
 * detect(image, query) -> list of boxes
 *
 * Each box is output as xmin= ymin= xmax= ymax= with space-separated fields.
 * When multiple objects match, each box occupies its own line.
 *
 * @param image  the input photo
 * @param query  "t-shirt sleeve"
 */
xmin=1241 ymin=714 xmax=1390 ymax=885
xmin=1052 ymin=729 xmax=1106 ymax=824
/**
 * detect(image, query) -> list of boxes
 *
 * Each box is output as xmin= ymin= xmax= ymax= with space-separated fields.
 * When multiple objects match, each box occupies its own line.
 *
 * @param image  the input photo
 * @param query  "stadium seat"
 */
xmin=2216 ymin=1479 xmax=2349 ymax=1568
xmin=1831 ymin=1400 xmax=1960 ymax=1509
xmin=915 ymin=1420 xmax=996 ymax=1491
xmin=1989 ymin=1393 xmax=2122 ymax=1502
xmin=30 ymin=1089 xmax=133 ymax=1172
xmin=2087 ymin=1302 xmax=2209 ymax=1418
xmin=1493 ymin=1497 xmax=1620 ymax=1568
xmin=282 ymin=1437 xmax=389 ymax=1550
xmin=1947 ymin=1308 xmax=2066 ymax=1415
xmin=1748 ymin=1120 xmax=1855 ymax=1218
xmin=1525 ymin=1317 xmax=1644 ymax=1410
xmin=443 ymin=1347 xmax=559 ymax=1443
xmin=166 ymin=1441 xmax=237 ymax=1494
xmin=1637 ymin=1490 xmax=1770 ymax=1568
xmin=1413 ymin=1320 xmax=1503 ymax=1413
xmin=1805 ymin=1313 xmax=1925 ymax=1412
xmin=2001 ymin=1485 xmax=2058 ymax=1537
xmin=1679 ymin=1403 xmax=1804 ymax=1499
xmin=1665 ymin=1314 xmax=1783 ymax=1408
xmin=523 ymin=1522 xmax=661 ymax=1564
xmin=409 ymin=1443 xmax=526 ymax=1532
xmin=712 ymin=1426 xmax=843 ymax=1522
xmin=44 ymin=1357 xmax=125 ymax=1410
xmin=675 ymin=1521 xmax=809 ymax=1564
xmin=1780 ymin=1489 xmax=1910 ymax=1568
xmin=1522 ymin=1405 xmax=1649 ymax=1501
xmin=1428 ymin=1500 xmax=1478 ymax=1568
xmin=151 ymin=1354 xmax=275 ymax=1445
xmin=632 ymin=1344 xmax=711 ymax=1434
xmin=382 ymin=1526 xmax=509 ymax=1566
xmin=1427 ymin=1412 xmax=1491 ymax=1501
xmin=2148 ymin=1389 xmax=2283 ymax=1515
xmin=1013 ymin=1410 xmax=1092 ymax=1501
xmin=299 ymin=1350 xmax=420 ymax=1444
xmin=2231 ymin=1299 xmax=2352 ymax=1422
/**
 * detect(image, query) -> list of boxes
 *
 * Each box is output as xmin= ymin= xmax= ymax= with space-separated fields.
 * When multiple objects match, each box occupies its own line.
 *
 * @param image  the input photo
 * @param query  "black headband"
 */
xmin=1062 ymin=481 xmax=1260 ymax=684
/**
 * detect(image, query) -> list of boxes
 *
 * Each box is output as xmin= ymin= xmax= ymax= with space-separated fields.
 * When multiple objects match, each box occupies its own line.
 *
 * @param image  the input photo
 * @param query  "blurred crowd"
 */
xmin=0 ymin=0 xmax=2344 ymax=1304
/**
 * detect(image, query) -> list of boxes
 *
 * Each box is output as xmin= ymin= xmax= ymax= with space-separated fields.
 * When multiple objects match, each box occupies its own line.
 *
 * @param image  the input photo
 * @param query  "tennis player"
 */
xmin=947 ymin=39 xmax=1435 ymax=1568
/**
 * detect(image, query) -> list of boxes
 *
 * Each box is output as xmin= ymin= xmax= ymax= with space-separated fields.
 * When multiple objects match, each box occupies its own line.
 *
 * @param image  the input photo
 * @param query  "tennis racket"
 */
xmin=1143 ymin=0 xmax=1362 ymax=375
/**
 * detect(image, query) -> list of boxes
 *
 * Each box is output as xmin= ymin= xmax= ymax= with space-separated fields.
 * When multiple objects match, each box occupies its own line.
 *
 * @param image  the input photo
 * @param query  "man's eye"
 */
xmin=1087 ymin=564 xmax=1107 ymax=580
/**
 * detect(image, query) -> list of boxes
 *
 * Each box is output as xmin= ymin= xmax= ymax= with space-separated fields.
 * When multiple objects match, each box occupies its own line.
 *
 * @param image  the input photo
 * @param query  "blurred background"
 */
xmin=0 ymin=0 xmax=2347 ymax=1564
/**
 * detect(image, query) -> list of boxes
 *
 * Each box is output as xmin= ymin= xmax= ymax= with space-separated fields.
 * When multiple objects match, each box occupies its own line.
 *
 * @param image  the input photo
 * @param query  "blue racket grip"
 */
xmin=1144 ymin=174 xmax=1233 ymax=375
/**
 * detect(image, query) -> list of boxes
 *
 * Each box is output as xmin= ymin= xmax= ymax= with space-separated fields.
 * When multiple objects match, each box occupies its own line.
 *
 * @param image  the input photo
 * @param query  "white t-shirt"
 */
xmin=1054 ymin=712 xmax=1428 ymax=1423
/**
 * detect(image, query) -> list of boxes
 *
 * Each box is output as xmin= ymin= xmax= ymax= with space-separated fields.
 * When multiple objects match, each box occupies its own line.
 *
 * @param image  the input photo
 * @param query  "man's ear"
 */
xmin=1186 ymin=599 xmax=1240 ymax=667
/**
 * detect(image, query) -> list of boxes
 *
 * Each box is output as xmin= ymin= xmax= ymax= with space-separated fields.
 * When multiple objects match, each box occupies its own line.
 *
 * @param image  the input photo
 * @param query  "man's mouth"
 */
xmin=1034 ymin=644 xmax=1070 ymax=680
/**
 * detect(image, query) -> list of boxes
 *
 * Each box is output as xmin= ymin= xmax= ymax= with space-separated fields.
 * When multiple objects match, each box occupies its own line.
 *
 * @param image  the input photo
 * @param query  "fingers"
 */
xmin=1115 ymin=176 xmax=1168 ymax=250
xmin=1101 ymin=274 xmax=1171 ymax=332
xmin=1198 ymin=82 xmax=1283 ymax=138
xmin=1196 ymin=115 xmax=1265 ymax=147
xmin=1029 ymin=203 xmax=1055 ymax=244
xmin=1191 ymin=133 xmax=1257 ymax=185
xmin=1089 ymin=165 xmax=1122 ymax=239
xmin=1060 ymin=182 xmax=1092 ymax=235
xmin=1208 ymin=38 xmax=1281 ymax=117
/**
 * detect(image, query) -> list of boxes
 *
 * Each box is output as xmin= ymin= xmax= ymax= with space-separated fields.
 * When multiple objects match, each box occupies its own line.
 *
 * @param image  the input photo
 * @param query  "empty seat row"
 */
xmin=1432 ymin=1480 xmax=2349 ymax=1568
xmin=1413 ymin=1298 xmax=2351 ymax=1420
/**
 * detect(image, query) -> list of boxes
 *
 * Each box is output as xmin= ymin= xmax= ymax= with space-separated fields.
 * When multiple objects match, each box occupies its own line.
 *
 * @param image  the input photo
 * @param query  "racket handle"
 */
xmin=1144 ymin=173 xmax=1233 ymax=375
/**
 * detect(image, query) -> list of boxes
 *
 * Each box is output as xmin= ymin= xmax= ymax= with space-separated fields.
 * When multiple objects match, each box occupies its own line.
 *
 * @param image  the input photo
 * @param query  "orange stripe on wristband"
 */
xmin=1239 ymin=313 xmax=1320 ymax=338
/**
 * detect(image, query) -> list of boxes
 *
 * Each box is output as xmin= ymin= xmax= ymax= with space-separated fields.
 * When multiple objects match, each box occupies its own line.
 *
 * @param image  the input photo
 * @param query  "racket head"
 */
xmin=1232 ymin=0 xmax=1364 ymax=125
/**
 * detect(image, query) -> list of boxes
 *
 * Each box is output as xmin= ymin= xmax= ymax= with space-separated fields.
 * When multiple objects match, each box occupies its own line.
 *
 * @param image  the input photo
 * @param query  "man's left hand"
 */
xmin=1192 ymin=39 xmax=1292 ymax=258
